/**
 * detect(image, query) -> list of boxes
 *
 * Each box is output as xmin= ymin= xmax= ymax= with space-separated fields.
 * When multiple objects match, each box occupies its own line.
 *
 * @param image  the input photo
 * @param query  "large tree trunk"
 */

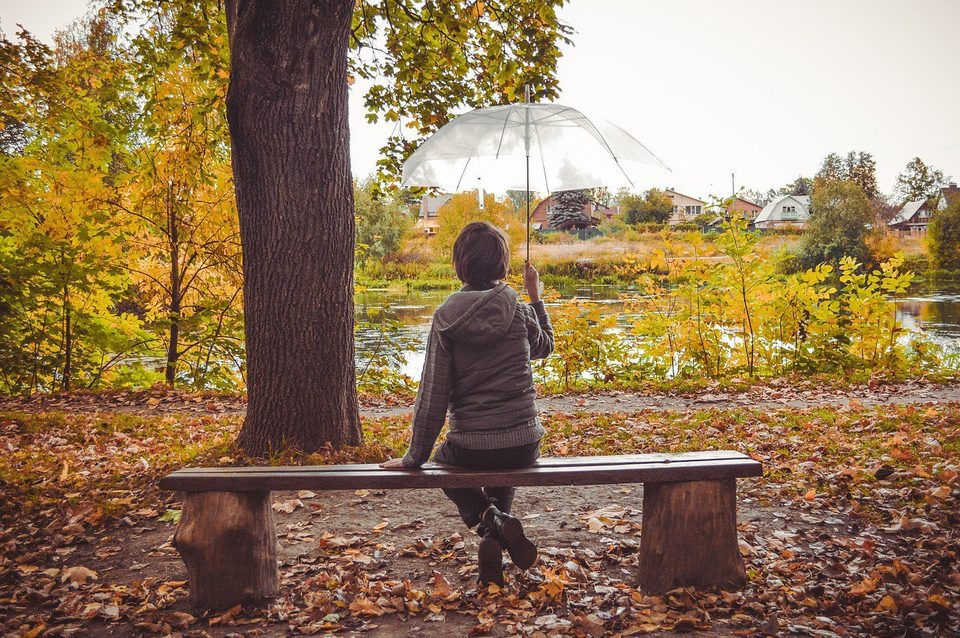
xmin=225 ymin=0 xmax=361 ymax=454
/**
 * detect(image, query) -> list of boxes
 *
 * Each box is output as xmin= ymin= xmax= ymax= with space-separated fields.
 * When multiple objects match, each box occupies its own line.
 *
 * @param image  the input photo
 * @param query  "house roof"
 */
xmin=942 ymin=185 xmax=960 ymax=207
xmin=419 ymin=194 xmax=452 ymax=217
xmin=888 ymin=200 xmax=926 ymax=227
xmin=754 ymin=195 xmax=810 ymax=224
xmin=664 ymin=189 xmax=706 ymax=205
xmin=727 ymin=196 xmax=761 ymax=209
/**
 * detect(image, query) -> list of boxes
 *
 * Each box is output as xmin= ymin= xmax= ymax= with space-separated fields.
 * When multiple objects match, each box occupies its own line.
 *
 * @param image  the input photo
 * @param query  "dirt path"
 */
xmin=74 ymin=479 xmax=785 ymax=637
xmin=2 ymin=378 xmax=957 ymax=418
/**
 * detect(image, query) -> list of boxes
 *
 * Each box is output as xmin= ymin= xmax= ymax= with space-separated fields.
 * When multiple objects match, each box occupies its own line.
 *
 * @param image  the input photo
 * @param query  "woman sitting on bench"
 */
xmin=380 ymin=221 xmax=554 ymax=585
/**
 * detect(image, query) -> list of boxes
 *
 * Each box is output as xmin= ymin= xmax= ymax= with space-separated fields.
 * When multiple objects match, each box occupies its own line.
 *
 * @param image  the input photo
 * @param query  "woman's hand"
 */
xmin=524 ymin=261 xmax=541 ymax=303
xmin=379 ymin=457 xmax=407 ymax=469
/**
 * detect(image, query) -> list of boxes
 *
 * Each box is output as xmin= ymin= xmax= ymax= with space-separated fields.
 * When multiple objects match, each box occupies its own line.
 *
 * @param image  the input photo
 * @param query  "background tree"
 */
xmin=778 ymin=176 xmax=812 ymax=197
xmin=814 ymin=151 xmax=879 ymax=201
xmin=114 ymin=15 xmax=243 ymax=389
xmin=928 ymin=198 xmax=960 ymax=271
xmin=434 ymin=193 xmax=523 ymax=258
xmin=739 ymin=188 xmax=768 ymax=207
xmin=815 ymin=153 xmax=845 ymax=183
xmin=548 ymin=189 xmax=592 ymax=230
xmin=843 ymin=151 xmax=879 ymax=201
xmin=0 ymin=21 xmax=148 ymax=393
xmin=895 ymin=157 xmax=951 ymax=202
xmin=585 ymin=186 xmax=612 ymax=207
xmin=796 ymin=180 xmax=874 ymax=270
xmin=621 ymin=188 xmax=673 ymax=225
xmin=355 ymin=177 xmax=414 ymax=263
xmin=505 ymin=188 xmax=541 ymax=229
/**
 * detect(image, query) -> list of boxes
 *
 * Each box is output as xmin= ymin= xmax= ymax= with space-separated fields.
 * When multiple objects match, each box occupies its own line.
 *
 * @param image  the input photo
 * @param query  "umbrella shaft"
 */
xmin=526 ymin=152 xmax=530 ymax=263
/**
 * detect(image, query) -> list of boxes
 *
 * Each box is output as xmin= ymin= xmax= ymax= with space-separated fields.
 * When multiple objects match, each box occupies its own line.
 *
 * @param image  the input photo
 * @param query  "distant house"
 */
xmin=530 ymin=195 xmax=619 ymax=230
xmin=725 ymin=196 xmax=763 ymax=221
xmin=888 ymin=200 xmax=933 ymax=234
xmin=936 ymin=182 xmax=960 ymax=211
xmin=888 ymin=183 xmax=960 ymax=235
xmin=753 ymin=194 xmax=811 ymax=229
xmin=664 ymin=189 xmax=706 ymax=225
xmin=415 ymin=194 xmax=451 ymax=235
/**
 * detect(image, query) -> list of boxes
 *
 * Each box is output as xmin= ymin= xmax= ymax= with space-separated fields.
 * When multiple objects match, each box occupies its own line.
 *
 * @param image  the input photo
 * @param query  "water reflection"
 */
xmin=356 ymin=283 xmax=960 ymax=381
xmin=895 ymin=294 xmax=960 ymax=348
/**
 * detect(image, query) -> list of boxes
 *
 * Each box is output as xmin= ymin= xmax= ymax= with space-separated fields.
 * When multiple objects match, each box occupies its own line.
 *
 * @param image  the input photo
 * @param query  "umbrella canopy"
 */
xmin=401 ymin=103 xmax=669 ymax=194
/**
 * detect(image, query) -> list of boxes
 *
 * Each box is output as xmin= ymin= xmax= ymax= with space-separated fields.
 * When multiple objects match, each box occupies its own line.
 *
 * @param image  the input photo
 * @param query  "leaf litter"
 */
xmin=0 ymin=396 xmax=957 ymax=636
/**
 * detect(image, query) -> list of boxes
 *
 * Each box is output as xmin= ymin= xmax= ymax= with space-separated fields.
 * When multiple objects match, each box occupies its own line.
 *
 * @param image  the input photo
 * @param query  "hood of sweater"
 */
xmin=434 ymin=283 xmax=518 ymax=345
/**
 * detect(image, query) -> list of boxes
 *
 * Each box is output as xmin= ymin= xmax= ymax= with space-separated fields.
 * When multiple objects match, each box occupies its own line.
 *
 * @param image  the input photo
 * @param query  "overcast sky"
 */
xmin=3 ymin=0 xmax=958 ymax=200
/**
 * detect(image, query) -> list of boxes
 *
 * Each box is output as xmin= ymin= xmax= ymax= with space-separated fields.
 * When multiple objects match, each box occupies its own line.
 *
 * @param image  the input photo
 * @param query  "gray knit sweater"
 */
xmin=401 ymin=283 xmax=553 ymax=468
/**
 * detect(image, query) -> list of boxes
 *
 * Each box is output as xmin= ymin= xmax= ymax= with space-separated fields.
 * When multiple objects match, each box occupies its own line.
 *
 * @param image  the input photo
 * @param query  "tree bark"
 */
xmin=62 ymin=288 xmax=72 ymax=392
xmin=638 ymin=479 xmax=747 ymax=593
xmin=166 ymin=184 xmax=180 ymax=388
xmin=173 ymin=491 xmax=278 ymax=610
xmin=225 ymin=0 xmax=361 ymax=454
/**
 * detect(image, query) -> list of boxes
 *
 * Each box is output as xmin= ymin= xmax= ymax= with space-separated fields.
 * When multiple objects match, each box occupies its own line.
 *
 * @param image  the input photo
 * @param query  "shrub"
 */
xmin=355 ymin=178 xmax=414 ymax=264
xmin=620 ymin=188 xmax=672 ymax=225
xmin=928 ymin=199 xmax=960 ymax=270
xmin=531 ymin=217 xmax=943 ymax=390
xmin=796 ymin=180 xmax=874 ymax=269
xmin=536 ymin=230 xmax=577 ymax=245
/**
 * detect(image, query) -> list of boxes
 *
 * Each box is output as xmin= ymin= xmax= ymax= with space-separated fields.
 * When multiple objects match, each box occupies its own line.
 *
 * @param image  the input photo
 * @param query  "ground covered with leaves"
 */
xmin=1 ymin=392 xmax=958 ymax=637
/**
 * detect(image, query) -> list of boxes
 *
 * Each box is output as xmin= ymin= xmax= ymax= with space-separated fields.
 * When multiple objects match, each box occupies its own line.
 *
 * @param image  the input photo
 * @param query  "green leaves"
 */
xmin=535 ymin=229 xmax=944 ymax=389
xmin=0 ymin=22 xmax=151 ymax=393
xmin=928 ymin=198 xmax=960 ymax=271
xmin=0 ymin=0 xmax=567 ymax=392
xmin=349 ymin=0 xmax=572 ymax=184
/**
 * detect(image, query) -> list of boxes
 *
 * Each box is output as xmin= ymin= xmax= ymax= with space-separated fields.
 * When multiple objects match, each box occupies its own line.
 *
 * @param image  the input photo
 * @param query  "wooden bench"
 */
xmin=160 ymin=450 xmax=762 ymax=609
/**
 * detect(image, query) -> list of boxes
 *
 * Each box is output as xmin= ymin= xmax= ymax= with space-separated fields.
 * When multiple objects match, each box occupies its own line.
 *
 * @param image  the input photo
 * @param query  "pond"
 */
xmin=355 ymin=282 xmax=960 ymax=381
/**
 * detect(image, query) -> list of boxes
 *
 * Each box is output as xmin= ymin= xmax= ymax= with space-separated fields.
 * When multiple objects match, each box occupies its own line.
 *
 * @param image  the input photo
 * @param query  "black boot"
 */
xmin=477 ymin=529 xmax=504 ymax=586
xmin=482 ymin=505 xmax=537 ymax=570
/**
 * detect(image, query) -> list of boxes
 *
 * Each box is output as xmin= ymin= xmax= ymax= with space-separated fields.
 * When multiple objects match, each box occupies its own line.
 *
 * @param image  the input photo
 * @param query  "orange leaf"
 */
xmin=876 ymin=595 xmax=897 ymax=613
xmin=849 ymin=577 xmax=877 ymax=596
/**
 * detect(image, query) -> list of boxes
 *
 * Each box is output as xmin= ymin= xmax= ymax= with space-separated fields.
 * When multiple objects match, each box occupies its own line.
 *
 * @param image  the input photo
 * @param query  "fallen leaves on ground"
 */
xmin=0 ymin=397 xmax=958 ymax=636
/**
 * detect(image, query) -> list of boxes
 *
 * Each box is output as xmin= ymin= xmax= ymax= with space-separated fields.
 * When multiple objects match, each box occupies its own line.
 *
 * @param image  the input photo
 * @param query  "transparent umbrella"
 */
xmin=401 ymin=89 xmax=670 ymax=259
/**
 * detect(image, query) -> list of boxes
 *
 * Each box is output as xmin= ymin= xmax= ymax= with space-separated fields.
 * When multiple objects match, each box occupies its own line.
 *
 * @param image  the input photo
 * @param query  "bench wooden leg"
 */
xmin=173 ymin=491 xmax=279 ymax=610
xmin=638 ymin=479 xmax=747 ymax=593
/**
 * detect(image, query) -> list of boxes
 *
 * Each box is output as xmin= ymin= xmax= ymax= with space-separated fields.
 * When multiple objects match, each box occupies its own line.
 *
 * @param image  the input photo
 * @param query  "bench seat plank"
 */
xmin=160 ymin=452 xmax=761 ymax=492
xmin=163 ymin=450 xmax=746 ymax=476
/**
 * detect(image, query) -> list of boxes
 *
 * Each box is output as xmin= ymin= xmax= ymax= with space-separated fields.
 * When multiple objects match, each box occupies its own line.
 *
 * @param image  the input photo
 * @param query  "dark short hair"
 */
xmin=452 ymin=221 xmax=510 ymax=288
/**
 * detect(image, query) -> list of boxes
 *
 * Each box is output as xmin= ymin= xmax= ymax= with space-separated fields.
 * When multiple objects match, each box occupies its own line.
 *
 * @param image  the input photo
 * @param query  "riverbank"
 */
xmin=357 ymin=231 xmax=960 ymax=292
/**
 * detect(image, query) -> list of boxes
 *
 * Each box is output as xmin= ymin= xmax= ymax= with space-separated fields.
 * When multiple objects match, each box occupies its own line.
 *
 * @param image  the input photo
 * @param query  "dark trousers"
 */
xmin=433 ymin=440 xmax=541 ymax=529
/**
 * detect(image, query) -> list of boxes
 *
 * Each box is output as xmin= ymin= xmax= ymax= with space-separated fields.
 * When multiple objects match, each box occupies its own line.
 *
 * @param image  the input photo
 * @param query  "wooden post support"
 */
xmin=173 ymin=491 xmax=279 ymax=610
xmin=638 ymin=479 xmax=747 ymax=593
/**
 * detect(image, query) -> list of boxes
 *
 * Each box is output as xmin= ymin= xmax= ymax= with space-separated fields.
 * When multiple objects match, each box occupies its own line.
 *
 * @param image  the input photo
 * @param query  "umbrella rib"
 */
xmin=494 ymin=106 xmax=514 ymax=159
xmin=579 ymin=116 xmax=636 ymax=189
xmin=454 ymin=155 xmax=473 ymax=192
xmin=531 ymin=112 xmax=551 ymax=194
xmin=534 ymin=106 xmax=575 ymax=125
